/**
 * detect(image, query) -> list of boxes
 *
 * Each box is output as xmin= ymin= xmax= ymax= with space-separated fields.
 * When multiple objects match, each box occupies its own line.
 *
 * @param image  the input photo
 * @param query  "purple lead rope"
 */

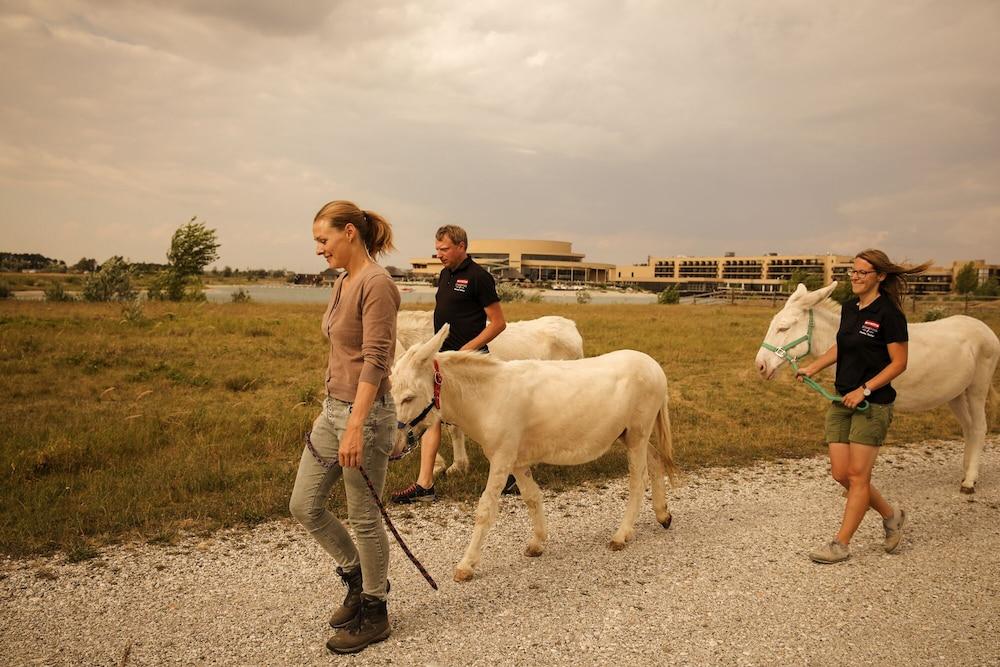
xmin=304 ymin=431 xmax=438 ymax=590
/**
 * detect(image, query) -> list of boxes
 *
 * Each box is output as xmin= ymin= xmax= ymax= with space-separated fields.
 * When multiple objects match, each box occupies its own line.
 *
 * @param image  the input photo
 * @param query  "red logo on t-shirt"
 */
xmin=456 ymin=279 xmax=469 ymax=285
xmin=864 ymin=320 xmax=880 ymax=329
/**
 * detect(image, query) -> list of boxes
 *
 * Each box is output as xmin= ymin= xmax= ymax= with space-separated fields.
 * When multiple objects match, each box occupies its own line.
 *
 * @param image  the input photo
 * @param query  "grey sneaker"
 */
xmin=883 ymin=503 xmax=906 ymax=553
xmin=809 ymin=540 xmax=850 ymax=564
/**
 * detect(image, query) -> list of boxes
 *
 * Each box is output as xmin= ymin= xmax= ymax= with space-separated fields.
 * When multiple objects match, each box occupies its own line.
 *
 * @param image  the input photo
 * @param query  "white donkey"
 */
xmin=394 ymin=312 xmax=584 ymax=475
xmin=392 ymin=324 xmax=678 ymax=582
xmin=755 ymin=282 xmax=1000 ymax=493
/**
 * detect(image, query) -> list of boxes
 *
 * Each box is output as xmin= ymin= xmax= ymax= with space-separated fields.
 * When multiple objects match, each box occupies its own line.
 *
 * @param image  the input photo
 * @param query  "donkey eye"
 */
xmin=777 ymin=326 xmax=789 ymax=333
xmin=400 ymin=396 xmax=413 ymax=405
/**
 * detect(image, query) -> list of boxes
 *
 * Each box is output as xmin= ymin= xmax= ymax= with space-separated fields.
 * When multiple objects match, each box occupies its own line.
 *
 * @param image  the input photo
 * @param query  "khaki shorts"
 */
xmin=825 ymin=402 xmax=894 ymax=446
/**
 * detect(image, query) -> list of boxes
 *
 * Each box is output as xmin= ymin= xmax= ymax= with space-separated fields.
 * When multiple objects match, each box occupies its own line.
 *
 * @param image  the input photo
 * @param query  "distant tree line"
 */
xmin=0 ymin=253 xmax=67 ymax=272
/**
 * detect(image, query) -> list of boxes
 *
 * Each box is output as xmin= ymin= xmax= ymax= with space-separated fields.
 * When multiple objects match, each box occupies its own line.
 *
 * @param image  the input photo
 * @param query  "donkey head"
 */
xmin=755 ymin=282 xmax=837 ymax=380
xmin=391 ymin=323 xmax=450 ymax=449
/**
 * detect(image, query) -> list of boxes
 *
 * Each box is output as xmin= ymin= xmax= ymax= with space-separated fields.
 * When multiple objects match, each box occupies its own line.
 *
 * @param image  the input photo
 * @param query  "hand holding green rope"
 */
xmin=760 ymin=309 xmax=869 ymax=411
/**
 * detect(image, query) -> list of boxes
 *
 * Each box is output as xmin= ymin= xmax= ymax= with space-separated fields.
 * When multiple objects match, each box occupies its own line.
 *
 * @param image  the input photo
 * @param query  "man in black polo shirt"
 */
xmin=391 ymin=225 xmax=507 ymax=503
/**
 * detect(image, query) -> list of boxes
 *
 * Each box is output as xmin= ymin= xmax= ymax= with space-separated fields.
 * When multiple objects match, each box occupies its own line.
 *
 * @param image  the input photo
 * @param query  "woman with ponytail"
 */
xmin=797 ymin=249 xmax=929 ymax=564
xmin=289 ymin=200 xmax=400 ymax=653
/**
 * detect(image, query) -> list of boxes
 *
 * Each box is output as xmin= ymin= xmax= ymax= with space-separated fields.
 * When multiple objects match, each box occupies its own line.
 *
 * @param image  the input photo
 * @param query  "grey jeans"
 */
xmin=289 ymin=395 xmax=395 ymax=598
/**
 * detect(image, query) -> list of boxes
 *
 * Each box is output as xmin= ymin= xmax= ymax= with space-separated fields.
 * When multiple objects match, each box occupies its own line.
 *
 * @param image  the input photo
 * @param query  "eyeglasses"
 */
xmin=848 ymin=269 xmax=876 ymax=277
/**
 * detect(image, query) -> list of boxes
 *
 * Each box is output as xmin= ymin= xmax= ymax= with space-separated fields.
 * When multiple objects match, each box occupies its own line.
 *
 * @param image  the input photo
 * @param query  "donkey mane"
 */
xmin=435 ymin=351 xmax=504 ymax=401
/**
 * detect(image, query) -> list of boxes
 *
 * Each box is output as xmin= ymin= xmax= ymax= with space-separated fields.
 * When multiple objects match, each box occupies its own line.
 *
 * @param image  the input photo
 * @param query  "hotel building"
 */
xmin=409 ymin=239 xmax=615 ymax=284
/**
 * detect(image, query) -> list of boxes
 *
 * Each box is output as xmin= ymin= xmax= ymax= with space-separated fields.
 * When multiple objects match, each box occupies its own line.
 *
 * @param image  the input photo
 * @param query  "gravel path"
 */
xmin=3 ymin=437 xmax=999 ymax=666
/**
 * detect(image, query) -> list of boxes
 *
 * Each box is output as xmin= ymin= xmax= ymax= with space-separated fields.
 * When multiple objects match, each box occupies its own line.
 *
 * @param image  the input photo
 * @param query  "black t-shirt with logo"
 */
xmin=834 ymin=295 xmax=908 ymax=404
xmin=434 ymin=256 xmax=500 ymax=352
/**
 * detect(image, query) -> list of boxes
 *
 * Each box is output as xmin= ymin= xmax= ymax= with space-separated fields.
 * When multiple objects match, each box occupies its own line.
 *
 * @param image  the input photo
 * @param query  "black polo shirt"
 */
xmin=434 ymin=256 xmax=499 ymax=352
xmin=834 ymin=295 xmax=908 ymax=404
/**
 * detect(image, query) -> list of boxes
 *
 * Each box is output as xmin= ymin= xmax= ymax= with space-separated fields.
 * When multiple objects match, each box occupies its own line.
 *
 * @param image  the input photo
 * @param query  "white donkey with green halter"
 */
xmin=392 ymin=324 xmax=678 ymax=582
xmin=756 ymin=282 xmax=1000 ymax=493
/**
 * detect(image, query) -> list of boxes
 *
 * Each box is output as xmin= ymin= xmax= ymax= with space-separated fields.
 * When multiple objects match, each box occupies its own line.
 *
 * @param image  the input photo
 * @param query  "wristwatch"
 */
xmin=862 ymin=384 xmax=872 ymax=397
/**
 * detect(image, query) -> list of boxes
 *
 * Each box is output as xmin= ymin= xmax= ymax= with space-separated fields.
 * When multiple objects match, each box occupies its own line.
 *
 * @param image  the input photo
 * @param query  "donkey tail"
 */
xmin=653 ymin=391 xmax=680 ymax=486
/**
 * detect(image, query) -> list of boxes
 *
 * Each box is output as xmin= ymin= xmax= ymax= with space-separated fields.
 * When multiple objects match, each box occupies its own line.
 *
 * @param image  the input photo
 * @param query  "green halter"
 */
xmin=760 ymin=309 xmax=869 ymax=411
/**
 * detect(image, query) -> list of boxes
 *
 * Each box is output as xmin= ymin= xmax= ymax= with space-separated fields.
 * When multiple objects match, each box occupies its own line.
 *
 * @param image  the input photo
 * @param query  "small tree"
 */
xmin=576 ymin=290 xmax=592 ymax=304
xmin=954 ymin=262 xmax=979 ymax=294
xmin=168 ymin=218 xmax=220 ymax=277
xmin=830 ymin=280 xmax=855 ymax=304
xmin=657 ymin=285 xmax=680 ymax=304
xmin=974 ymin=277 xmax=999 ymax=297
xmin=82 ymin=256 xmax=136 ymax=302
xmin=150 ymin=217 xmax=220 ymax=301
xmin=783 ymin=269 xmax=823 ymax=293
xmin=0 ymin=282 xmax=12 ymax=299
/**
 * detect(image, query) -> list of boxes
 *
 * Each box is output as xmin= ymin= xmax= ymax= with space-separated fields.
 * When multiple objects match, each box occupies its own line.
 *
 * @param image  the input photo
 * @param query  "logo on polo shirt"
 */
xmin=454 ymin=278 xmax=469 ymax=293
xmin=860 ymin=319 xmax=880 ymax=338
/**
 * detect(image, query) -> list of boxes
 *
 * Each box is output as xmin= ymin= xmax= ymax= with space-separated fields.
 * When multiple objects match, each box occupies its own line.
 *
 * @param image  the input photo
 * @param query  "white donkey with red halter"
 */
xmin=394 ymin=312 xmax=584 ymax=476
xmin=392 ymin=324 xmax=678 ymax=582
xmin=755 ymin=282 xmax=1000 ymax=493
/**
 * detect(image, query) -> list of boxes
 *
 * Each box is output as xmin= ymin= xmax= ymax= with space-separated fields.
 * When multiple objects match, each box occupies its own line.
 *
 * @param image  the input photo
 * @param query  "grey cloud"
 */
xmin=1 ymin=1 xmax=998 ymax=271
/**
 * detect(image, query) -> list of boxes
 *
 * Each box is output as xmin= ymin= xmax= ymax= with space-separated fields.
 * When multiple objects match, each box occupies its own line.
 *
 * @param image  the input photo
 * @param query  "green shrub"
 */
xmin=497 ymin=282 xmax=524 ymax=302
xmin=526 ymin=291 xmax=543 ymax=303
xmin=231 ymin=288 xmax=252 ymax=303
xmin=119 ymin=296 xmax=146 ymax=325
xmin=657 ymin=285 xmax=680 ymax=304
xmin=923 ymin=307 xmax=946 ymax=322
xmin=44 ymin=282 xmax=75 ymax=302
xmin=82 ymin=256 xmax=135 ymax=302
xmin=0 ymin=283 xmax=11 ymax=299
xmin=576 ymin=290 xmax=592 ymax=304
xmin=830 ymin=280 xmax=855 ymax=304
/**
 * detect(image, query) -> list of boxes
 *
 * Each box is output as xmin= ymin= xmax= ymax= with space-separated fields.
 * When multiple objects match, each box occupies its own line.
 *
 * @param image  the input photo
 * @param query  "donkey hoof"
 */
xmin=524 ymin=544 xmax=544 ymax=558
xmin=454 ymin=567 xmax=475 ymax=582
xmin=960 ymin=484 xmax=975 ymax=495
xmin=659 ymin=514 xmax=673 ymax=529
xmin=608 ymin=540 xmax=626 ymax=551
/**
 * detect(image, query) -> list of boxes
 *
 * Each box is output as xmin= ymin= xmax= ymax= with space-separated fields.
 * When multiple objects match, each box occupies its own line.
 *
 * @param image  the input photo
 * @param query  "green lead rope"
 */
xmin=760 ymin=309 xmax=869 ymax=411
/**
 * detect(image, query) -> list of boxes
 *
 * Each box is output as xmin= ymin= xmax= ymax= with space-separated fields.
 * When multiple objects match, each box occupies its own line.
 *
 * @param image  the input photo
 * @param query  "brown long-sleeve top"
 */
xmin=321 ymin=263 xmax=400 ymax=402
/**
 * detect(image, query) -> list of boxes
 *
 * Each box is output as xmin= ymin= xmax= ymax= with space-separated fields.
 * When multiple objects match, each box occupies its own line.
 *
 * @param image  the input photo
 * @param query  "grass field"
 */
xmin=1 ymin=299 xmax=997 ymax=559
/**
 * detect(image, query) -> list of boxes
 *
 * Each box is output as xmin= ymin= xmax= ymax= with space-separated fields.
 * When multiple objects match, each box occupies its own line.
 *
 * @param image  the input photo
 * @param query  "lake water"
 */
xmin=11 ymin=284 xmax=658 ymax=305
xmin=205 ymin=284 xmax=658 ymax=305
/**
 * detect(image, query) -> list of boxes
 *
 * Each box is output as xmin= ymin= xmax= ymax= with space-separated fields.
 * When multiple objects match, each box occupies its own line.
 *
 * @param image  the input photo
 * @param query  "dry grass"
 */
xmin=1 ymin=299 xmax=997 ymax=557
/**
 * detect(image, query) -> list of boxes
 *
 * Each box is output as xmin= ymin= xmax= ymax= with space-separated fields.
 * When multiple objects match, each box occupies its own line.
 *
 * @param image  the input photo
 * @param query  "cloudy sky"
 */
xmin=2 ymin=0 xmax=998 ymax=273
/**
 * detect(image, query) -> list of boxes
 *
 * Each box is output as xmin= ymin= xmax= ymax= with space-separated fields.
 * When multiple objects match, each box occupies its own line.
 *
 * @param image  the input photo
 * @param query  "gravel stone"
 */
xmin=2 ymin=438 xmax=998 ymax=666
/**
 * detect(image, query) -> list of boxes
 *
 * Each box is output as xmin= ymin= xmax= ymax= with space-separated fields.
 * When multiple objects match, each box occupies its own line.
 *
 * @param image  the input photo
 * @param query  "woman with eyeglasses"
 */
xmin=289 ymin=200 xmax=400 ymax=653
xmin=796 ymin=249 xmax=929 ymax=564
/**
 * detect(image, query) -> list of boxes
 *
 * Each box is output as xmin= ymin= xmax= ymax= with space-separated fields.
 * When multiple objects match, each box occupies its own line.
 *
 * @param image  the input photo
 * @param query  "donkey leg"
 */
xmin=446 ymin=425 xmax=470 ymax=476
xmin=610 ymin=432 xmax=649 ymax=550
xmin=455 ymin=455 xmax=514 ymax=582
xmin=646 ymin=446 xmax=672 ymax=529
xmin=949 ymin=394 xmax=977 ymax=493
xmin=512 ymin=466 xmax=547 ymax=557
xmin=960 ymin=382 xmax=990 ymax=493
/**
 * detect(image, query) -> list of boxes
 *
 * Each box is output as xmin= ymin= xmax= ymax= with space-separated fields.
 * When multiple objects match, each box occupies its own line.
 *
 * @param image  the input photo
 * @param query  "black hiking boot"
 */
xmin=330 ymin=567 xmax=391 ymax=629
xmin=326 ymin=594 xmax=390 ymax=654
xmin=329 ymin=566 xmax=363 ymax=629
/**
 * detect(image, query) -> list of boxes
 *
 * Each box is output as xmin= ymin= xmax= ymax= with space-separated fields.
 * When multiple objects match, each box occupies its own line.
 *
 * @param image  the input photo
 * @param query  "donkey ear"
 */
xmin=786 ymin=283 xmax=809 ymax=304
xmin=414 ymin=323 xmax=450 ymax=364
xmin=798 ymin=281 xmax=838 ymax=307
